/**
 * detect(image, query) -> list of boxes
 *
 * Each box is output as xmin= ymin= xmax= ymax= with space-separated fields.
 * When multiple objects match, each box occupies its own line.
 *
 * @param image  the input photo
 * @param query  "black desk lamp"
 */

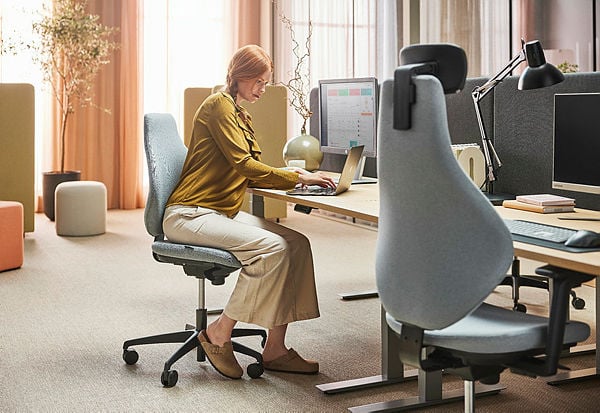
xmin=472 ymin=39 xmax=565 ymax=197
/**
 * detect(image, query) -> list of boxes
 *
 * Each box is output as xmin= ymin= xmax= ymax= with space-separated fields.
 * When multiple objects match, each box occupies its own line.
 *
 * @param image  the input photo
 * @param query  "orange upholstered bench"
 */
xmin=0 ymin=201 xmax=24 ymax=272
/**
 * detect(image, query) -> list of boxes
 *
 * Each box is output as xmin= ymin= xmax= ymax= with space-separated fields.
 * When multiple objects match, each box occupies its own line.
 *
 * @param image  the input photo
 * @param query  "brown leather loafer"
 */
xmin=263 ymin=348 xmax=319 ymax=374
xmin=198 ymin=330 xmax=243 ymax=379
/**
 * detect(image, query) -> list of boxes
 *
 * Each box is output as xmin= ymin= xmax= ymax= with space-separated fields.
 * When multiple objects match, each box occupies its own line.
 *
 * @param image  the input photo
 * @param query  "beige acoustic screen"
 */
xmin=0 ymin=83 xmax=35 ymax=232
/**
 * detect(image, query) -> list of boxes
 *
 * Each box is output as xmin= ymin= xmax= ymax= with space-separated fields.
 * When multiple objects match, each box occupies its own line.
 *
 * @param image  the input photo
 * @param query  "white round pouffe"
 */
xmin=55 ymin=181 xmax=107 ymax=236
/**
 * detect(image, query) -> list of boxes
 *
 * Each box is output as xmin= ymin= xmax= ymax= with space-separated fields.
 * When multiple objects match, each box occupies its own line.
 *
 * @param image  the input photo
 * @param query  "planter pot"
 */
xmin=42 ymin=171 xmax=81 ymax=221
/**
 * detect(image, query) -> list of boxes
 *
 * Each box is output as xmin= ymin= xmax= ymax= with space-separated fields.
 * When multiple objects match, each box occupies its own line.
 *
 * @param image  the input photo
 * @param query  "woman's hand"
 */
xmin=296 ymin=170 xmax=336 ymax=189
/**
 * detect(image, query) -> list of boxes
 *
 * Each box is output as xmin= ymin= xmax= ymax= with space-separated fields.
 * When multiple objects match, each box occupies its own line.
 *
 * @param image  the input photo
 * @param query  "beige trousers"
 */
xmin=163 ymin=205 xmax=320 ymax=329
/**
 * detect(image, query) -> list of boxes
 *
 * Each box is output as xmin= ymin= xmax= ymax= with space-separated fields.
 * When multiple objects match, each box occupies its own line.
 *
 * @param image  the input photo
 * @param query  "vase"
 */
xmin=282 ymin=133 xmax=324 ymax=171
xmin=42 ymin=170 xmax=81 ymax=221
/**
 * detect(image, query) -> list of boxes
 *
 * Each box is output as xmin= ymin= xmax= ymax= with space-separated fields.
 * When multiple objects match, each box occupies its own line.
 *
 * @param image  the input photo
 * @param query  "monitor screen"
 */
xmin=553 ymin=93 xmax=600 ymax=195
xmin=318 ymin=77 xmax=378 ymax=158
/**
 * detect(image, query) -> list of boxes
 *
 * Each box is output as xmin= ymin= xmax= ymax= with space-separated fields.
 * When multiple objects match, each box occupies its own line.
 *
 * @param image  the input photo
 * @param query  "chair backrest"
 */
xmin=375 ymin=76 xmax=514 ymax=331
xmin=143 ymin=113 xmax=187 ymax=237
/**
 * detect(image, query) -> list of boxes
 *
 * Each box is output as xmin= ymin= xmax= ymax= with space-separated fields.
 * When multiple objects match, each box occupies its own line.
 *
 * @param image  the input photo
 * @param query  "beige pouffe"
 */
xmin=55 ymin=181 xmax=107 ymax=236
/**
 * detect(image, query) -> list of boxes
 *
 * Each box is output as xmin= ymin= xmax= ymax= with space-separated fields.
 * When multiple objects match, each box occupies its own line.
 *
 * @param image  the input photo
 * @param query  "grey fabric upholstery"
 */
xmin=143 ymin=113 xmax=241 ymax=278
xmin=386 ymin=303 xmax=589 ymax=355
xmin=152 ymin=241 xmax=240 ymax=269
xmin=375 ymin=73 xmax=590 ymax=394
xmin=143 ymin=113 xmax=188 ymax=237
xmin=376 ymin=76 xmax=514 ymax=330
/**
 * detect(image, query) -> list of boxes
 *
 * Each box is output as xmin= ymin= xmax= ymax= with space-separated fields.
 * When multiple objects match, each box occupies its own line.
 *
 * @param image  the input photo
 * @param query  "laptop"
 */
xmin=286 ymin=145 xmax=364 ymax=196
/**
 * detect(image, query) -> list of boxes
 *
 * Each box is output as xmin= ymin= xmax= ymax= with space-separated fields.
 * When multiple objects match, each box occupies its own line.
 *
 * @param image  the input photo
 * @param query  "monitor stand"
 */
xmin=352 ymin=156 xmax=377 ymax=184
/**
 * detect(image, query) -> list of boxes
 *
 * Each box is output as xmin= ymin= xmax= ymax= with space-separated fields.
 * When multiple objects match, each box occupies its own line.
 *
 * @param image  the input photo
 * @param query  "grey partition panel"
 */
xmin=493 ymin=72 xmax=600 ymax=210
xmin=445 ymin=77 xmax=492 ymax=145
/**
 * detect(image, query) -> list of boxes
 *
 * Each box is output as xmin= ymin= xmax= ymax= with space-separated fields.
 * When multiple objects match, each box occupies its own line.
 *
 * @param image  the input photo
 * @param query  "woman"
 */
xmin=163 ymin=45 xmax=335 ymax=379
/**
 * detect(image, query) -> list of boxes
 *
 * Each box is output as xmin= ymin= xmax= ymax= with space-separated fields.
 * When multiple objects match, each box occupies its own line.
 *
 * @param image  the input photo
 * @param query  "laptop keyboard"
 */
xmin=289 ymin=186 xmax=336 ymax=195
xmin=503 ymin=219 xmax=577 ymax=243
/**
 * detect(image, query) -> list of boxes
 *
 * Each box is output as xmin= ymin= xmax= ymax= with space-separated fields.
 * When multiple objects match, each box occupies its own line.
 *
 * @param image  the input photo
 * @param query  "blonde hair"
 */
xmin=226 ymin=45 xmax=273 ymax=99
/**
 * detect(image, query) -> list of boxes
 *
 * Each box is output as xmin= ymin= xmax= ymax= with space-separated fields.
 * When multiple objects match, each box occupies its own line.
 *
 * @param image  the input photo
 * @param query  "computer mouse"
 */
xmin=564 ymin=230 xmax=600 ymax=248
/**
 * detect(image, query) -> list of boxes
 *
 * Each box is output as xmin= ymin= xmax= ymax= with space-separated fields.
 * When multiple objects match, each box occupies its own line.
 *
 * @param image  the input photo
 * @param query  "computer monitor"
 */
xmin=318 ymin=77 xmax=378 ymax=181
xmin=552 ymin=93 xmax=600 ymax=195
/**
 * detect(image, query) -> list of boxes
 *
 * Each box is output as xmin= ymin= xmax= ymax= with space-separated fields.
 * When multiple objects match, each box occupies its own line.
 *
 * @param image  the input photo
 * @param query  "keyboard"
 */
xmin=503 ymin=219 xmax=577 ymax=243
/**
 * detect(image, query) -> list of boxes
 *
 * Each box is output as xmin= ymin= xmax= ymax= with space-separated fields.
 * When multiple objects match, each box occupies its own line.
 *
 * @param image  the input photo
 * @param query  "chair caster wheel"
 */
xmin=572 ymin=297 xmax=585 ymax=310
xmin=247 ymin=363 xmax=264 ymax=379
xmin=161 ymin=369 xmax=178 ymax=387
xmin=514 ymin=303 xmax=527 ymax=313
xmin=123 ymin=349 xmax=139 ymax=365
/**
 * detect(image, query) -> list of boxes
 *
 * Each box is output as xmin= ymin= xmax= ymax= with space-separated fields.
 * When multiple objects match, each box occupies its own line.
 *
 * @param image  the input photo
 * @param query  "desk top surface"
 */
xmin=251 ymin=184 xmax=600 ymax=276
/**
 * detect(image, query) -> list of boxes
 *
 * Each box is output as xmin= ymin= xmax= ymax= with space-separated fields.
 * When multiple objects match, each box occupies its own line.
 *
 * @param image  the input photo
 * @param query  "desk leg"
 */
xmin=251 ymin=194 xmax=264 ymax=218
xmin=546 ymin=282 xmax=600 ymax=385
xmin=316 ymin=306 xmax=417 ymax=394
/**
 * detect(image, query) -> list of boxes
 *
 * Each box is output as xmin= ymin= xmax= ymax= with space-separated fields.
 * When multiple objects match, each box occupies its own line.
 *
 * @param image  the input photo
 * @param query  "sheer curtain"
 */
xmin=64 ymin=0 xmax=144 ymax=209
xmin=273 ymin=0 xmax=394 ymax=138
xmin=420 ymin=0 xmax=510 ymax=77
xmin=142 ymin=0 xmax=237 ymax=138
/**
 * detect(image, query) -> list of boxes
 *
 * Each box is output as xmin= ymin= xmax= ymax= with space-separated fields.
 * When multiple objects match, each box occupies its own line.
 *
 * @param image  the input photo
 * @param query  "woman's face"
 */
xmin=236 ymin=70 xmax=271 ymax=104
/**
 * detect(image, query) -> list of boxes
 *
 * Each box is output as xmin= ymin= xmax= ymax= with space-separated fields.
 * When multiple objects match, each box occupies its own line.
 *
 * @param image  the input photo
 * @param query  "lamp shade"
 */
xmin=518 ymin=40 xmax=565 ymax=90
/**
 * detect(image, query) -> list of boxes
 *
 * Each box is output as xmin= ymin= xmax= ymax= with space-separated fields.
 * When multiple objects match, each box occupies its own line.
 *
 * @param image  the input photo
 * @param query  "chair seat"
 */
xmin=152 ymin=240 xmax=241 ymax=269
xmin=386 ymin=302 xmax=590 ymax=354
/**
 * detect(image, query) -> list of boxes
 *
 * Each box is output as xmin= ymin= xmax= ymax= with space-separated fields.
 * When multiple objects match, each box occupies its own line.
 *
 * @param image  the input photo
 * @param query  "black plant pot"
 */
xmin=43 ymin=171 xmax=81 ymax=221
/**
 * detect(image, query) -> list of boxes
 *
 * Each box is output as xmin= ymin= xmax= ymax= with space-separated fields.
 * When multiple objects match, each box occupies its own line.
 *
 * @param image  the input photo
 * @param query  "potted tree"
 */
xmin=29 ymin=0 xmax=118 ymax=220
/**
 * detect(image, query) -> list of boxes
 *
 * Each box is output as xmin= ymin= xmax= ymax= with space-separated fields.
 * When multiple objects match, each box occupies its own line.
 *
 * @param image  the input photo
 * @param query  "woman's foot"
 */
xmin=198 ymin=330 xmax=243 ymax=379
xmin=263 ymin=348 xmax=319 ymax=374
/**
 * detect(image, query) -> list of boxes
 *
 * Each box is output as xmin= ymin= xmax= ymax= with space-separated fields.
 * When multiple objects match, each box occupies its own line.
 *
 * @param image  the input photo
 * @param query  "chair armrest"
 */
xmin=513 ymin=265 xmax=593 ymax=376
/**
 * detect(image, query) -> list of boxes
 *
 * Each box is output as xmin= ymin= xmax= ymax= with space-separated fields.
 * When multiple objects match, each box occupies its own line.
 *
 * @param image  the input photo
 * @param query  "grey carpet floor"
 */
xmin=0 ymin=207 xmax=598 ymax=412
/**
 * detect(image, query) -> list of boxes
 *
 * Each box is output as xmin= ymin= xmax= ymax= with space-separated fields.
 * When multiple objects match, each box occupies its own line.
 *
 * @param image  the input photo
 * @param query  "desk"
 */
xmin=251 ymin=186 xmax=600 ymax=407
xmin=498 ymin=206 xmax=600 ymax=386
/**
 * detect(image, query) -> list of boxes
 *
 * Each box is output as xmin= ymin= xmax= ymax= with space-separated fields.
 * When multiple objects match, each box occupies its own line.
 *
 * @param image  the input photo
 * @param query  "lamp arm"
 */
xmin=473 ymin=98 xmax=501 ymax=185
xmin=472 ymin=50 xmax=526 ymax=102
xmin=471 ymin=49 xmax=526 ymax=188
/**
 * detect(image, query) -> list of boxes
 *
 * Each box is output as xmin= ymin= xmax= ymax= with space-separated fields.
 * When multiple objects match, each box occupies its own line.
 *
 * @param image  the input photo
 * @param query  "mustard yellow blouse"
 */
xmin=167 ymin=92 xmax=298 ymax=217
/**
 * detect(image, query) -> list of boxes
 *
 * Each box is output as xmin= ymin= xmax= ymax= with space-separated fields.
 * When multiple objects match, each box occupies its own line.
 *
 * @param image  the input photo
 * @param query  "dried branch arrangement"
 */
xmin=278 ymin=10 xmax=313 ymax=134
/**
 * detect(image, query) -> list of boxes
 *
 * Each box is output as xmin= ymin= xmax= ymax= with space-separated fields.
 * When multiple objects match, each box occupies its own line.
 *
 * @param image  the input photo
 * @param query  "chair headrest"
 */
xmin=393 ymin=43 xmax=467 ymax=130
xmin=401 ymin=43 xmax=468 ymax=93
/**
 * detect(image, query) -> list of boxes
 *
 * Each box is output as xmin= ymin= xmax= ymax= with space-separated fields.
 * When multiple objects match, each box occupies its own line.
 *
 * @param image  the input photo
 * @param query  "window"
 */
xmin=273 ymin=0 xmax=385 ymax=138
xmin=142 ymin=0 xmax=235 ymax=136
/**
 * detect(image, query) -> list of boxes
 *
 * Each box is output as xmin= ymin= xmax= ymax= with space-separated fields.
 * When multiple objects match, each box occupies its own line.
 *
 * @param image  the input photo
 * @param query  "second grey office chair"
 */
xmin=122 ymin=113 xmax=266 ymax=387
xmin=374 ymin=44 xmax=593 ymax=412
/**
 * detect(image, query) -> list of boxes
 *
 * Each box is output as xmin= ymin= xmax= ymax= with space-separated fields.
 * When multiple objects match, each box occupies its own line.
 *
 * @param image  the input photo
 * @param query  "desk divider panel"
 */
xmin=183 ymin=87 xmax=212 ymax=146
xmin=493 ymin=73 xmax=600 ymax=210
xmin=0 ymin=83 xmax=35 ymax=232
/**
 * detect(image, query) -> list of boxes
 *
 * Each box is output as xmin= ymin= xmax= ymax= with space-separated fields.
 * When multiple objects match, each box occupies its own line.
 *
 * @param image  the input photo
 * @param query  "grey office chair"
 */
xmin=374 ymin=44 xmax=592 ymax=412
xmin=122 ymin=113 xmax=266 ymax=387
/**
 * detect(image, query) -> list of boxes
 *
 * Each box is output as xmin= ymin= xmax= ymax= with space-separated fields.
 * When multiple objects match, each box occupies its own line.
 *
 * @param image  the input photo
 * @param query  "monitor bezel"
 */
xmin=552 ymin=92 xmax=600 ymax=195
xmin=318 ymin=77 xmax=378 ymax=158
